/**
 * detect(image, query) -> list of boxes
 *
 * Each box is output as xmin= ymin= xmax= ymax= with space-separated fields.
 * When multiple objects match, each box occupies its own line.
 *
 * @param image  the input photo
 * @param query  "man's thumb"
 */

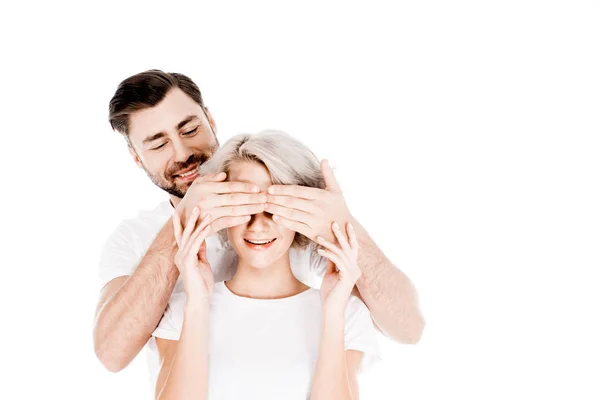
xmin=321 ymin=159 xmax=341 ymax=192
xmin=195 ymin=171 xmax=227 ymax=184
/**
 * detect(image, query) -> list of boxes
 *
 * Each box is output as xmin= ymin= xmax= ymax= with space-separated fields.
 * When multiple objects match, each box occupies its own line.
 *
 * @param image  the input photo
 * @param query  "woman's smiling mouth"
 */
xmin=243 ymin=238 xmax=277 ymax=250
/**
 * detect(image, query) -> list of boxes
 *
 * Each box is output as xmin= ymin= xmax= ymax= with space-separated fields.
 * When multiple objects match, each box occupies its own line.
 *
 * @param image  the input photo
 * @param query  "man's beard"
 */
xmin=142 ymin=146 xmax=218 ymax=199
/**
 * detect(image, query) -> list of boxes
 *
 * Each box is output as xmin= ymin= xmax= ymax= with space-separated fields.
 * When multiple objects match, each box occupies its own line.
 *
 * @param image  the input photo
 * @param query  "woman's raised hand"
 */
xmin=316 ymin=222 xmax=362 ymax=312
xmin=173 ymin=206 xmax=214 ymax=302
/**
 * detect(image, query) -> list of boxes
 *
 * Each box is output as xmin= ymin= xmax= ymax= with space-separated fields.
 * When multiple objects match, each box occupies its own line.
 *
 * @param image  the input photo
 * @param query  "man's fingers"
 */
xmin=192 ymin=171 xmax=227 ymax=185
xmin=205 ymin=181 xmax=261 ymax=194
xmin=203 ymin=192 xmax=267 ymax=208
xmin=321 ymin=159 xmax=342 ymax=192
xmin=211 ymin=203 xmax=266 ymax=219
xmin=264 ymin=203 xmax=313 ymax=225
xmin=267 ymin=184 xmax=322 ymax=200
xmin=266 ymin=195 xmax=319 ymax=214
xmin=210 ymin=215 xmax=252 ymax=232
xmin=272 ymin=215 xmax=312 ymax=238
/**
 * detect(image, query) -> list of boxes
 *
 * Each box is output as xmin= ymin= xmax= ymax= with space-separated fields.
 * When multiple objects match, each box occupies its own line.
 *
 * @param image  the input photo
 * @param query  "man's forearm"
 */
xmin=310 ymin=310 xmax=353 ymax=400
xmin=351 ymin=217 xmax=425 ymax=344
xmin=94 ymin=218 xmax=179 ymax=371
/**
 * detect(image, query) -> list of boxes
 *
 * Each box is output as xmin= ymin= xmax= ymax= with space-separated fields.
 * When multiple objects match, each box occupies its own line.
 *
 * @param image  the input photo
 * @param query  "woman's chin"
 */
xmin=244 ymin=255 xmax=275 ymax=269
xmin=237 ymin=250 xmax=285 ymax=270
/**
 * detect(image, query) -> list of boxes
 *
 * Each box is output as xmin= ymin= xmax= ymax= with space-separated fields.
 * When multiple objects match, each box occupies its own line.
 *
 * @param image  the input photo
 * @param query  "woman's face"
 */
xmin=226 ymin=161 xmax=296 ymax=268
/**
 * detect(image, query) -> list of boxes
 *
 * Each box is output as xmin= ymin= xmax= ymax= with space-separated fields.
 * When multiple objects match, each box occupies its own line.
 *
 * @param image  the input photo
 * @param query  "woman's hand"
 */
xmin=173 ymin=206 xmax=214 ymax=302
xmin=316 ymin=221 xmax=361 ymax=313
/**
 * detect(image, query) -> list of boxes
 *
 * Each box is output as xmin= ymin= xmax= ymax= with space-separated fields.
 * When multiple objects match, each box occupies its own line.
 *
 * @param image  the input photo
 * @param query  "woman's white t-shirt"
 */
xmin=97 ymin=201 xmax=381 ymax=397
xmin=152 ymin=282 xmax=381 ymax=400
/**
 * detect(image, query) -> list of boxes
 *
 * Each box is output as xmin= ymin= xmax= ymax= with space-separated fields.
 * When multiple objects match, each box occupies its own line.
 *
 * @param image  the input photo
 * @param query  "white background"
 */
xmin=1 ymin=1 xmax=599 ymax=399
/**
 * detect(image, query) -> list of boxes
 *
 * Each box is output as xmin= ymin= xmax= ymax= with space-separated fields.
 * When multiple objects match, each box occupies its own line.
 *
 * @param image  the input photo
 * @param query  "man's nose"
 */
xmin=172 ymin=139 xmax=194 ymax=162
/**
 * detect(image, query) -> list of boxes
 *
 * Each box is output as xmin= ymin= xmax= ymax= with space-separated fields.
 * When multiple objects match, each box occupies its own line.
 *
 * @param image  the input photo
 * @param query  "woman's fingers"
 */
xmin=189 ymin=224 xmax=212 ymax=256
xmin=195 ymin=214 xmax=212 ymax=234
xmin=188 ymin=225 xmax=211 ymax=257
xmin=188 ymin=215 xmax=212 ymax=251
xmin=173 ymin=209 xmax=183 ymax=246
xmin=316 ymin=235 xmax=344 ymax=258
xmin=346 ymin=222 xmax=359 ymax=258
xmin=317 ymin=249 xmax=345 ymax=273
xmin=181 ymin=206 xmax=201 ymax=244
xmin=198 ymin=241 xmax=208 ymax=264
xmin=332 ymin=221 xmax=352 ymax=254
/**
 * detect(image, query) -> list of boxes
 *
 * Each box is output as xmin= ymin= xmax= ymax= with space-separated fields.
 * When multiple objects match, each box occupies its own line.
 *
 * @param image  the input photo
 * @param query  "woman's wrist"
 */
xmin=320 ymin=309 xmax=346 ymax=342
xmin=322 ymin=304 xmax=346 ymax=324
xmin=185 ymin=297 xmax=210 ymax=315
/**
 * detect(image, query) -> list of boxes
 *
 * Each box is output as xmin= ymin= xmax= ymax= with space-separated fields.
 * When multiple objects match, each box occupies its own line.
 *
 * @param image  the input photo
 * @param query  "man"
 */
xmin=94 ymin=69 xmax=425 ymax=373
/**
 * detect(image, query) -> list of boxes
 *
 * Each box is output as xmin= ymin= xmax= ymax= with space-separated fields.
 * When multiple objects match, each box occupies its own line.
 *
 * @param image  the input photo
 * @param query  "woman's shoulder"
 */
xmin=344 ymin=294 xmax=371 ymax=320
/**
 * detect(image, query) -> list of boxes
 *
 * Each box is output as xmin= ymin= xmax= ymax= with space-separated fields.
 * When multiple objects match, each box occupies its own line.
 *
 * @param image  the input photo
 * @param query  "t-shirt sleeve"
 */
xmin=152 ymin=292 xmax=186 ymax=341
xmin=97 ymin=221 xmax=141 ymax=290
xmin=344 ymin=295 xmax=382 ymax=375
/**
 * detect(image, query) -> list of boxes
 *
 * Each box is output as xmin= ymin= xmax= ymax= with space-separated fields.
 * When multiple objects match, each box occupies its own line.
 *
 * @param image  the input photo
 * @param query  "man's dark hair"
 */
xmin=108 ymin=70 xmax=206 ymax=137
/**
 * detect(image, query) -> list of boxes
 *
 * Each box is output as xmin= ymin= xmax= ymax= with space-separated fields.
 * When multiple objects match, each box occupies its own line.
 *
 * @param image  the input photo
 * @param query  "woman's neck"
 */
xmin=226 ymin=252 xmax=309 ymax=299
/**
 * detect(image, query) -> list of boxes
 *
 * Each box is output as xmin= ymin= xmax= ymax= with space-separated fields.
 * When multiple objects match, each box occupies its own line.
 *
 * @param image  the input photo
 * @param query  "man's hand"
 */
xmin=265 ymin=159 xmax=351 ymax=243
xmin=177 ymin=172 xmax=267 ymax=232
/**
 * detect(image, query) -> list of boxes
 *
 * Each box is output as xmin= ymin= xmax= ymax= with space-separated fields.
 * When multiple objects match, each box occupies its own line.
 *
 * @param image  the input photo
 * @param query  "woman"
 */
xmin=152 ymin=130 xmax=380 ymax=399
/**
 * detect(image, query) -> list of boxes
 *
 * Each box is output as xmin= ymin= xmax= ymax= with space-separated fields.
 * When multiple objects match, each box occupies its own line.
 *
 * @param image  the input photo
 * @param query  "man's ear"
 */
xmin=128 ymin=145 xmax=143 ymax=169
xmin=204 ymin=107 xmax=218 ymax=136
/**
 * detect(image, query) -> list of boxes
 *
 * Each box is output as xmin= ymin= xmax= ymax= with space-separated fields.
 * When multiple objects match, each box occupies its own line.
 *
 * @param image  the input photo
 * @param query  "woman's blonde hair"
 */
xmin=200 ymin=130 xmax=325 ymax=248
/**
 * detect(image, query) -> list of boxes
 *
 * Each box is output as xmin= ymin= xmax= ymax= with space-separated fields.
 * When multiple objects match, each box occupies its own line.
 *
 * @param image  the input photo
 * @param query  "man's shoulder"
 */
xmin=104 ymin=201 xmax=172 ymax=247
xmin=117 ymin=201 xmax=172 ymax=232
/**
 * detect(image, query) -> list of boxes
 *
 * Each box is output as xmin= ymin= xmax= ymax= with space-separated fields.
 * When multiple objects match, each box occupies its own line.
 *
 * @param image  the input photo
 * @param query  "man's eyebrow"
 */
xmin=177 ymin=115 xmax=199 ymax=130
xmin=142 ymin=132 xmax=166 ymax=145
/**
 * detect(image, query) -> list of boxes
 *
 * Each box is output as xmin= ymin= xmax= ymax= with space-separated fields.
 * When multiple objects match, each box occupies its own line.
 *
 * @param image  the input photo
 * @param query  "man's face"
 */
xmin=127 ymin=88 xmax=219 ymax=198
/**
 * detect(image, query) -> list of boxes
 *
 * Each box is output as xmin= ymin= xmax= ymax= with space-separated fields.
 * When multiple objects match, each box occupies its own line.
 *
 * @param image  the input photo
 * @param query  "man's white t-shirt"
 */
xmin=97 ymin=201 xmax=380 ymax=396
xmin=98 ymin=201 xmax=327 ymax=291
xmin=152 ymin=282 xmax=380 ymax=400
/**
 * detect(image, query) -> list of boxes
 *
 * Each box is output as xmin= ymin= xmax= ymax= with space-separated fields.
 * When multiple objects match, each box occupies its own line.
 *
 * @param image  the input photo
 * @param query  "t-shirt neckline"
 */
xmin=219 ymin=281 xmax=314 ymax=304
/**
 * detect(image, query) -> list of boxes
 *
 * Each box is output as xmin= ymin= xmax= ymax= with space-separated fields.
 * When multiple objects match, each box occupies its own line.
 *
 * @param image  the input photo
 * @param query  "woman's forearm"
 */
xmin=158 ymin=300 xmax=210 ymax=400
xmin=94 ymin=218 xmax=180 ymax=372
xmin=310 ymin=309 xmax=353 ymax=400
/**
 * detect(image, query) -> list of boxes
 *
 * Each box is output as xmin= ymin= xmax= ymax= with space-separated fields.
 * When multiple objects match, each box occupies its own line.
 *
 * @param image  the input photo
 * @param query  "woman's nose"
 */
xmin=247 ymin=212 xmax=272 ymax=231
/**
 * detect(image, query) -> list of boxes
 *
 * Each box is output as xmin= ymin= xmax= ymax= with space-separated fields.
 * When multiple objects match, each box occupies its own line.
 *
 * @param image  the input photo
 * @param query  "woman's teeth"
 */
xmin=244 ymin=238 xmax=276 ymax=245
